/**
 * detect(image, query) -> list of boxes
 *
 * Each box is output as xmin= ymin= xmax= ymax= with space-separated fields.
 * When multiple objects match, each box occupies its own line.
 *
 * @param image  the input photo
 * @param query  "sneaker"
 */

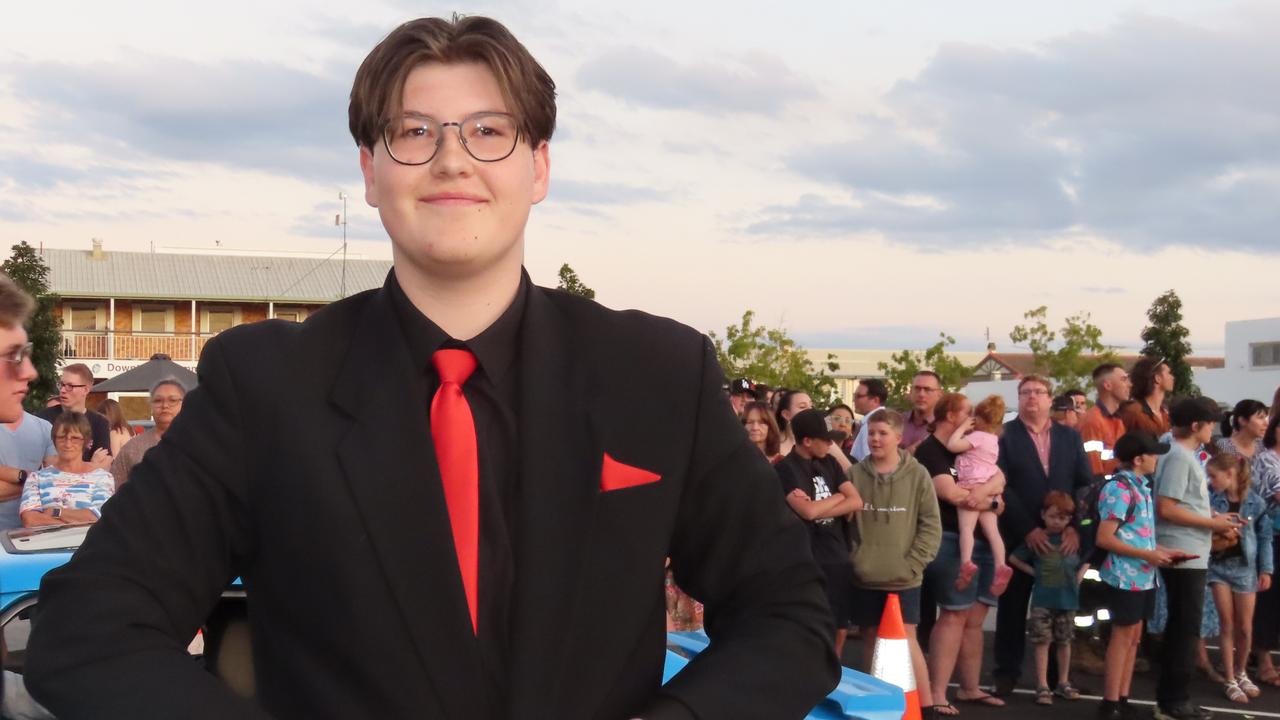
xmin=1098 ymin=700 xmax=1125 ymax=720
xmin=1154 ymin=702 xmax=1212 ymax=720
xmin=1236 ymin=672 xmax=1261 ymax=698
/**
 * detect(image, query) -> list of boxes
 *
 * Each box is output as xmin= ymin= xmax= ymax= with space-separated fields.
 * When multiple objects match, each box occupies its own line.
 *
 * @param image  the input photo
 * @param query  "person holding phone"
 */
xmin=1153 ymin=397 xmax=1244 ymax=720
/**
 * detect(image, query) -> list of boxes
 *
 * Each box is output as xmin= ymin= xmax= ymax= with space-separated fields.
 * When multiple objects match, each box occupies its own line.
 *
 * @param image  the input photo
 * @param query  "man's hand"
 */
xmin=788 ymin=489 xmax=809 ymax=502
xmin=22 ymin=510 xmax=65 ymax=527
xmin=1261 ymin=574 xmax=1274 ymax=593
xmin=1025 ymin=527 xmax=1053 ymax=555
xmin=1060 ymin=526 xmax=1080 ymax=556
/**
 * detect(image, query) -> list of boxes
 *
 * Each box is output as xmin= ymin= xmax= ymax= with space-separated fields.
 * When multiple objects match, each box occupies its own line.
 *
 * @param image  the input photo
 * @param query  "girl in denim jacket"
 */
xmin=1206 ymin=453 xmax=1273 ymax=703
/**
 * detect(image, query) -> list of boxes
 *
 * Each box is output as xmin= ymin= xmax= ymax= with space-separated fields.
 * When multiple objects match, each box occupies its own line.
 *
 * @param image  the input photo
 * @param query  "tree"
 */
xmin=1009 ymin=305 xmax=1116 ymax=392
xmin=1140 ymin=289 xmax=1198 ymax=396
xmin=876 ymin=332 xmax=973 ymax=409
xmin=709 ymin=310 xmax=840 ymax=407
xmin=556 ymin=263 xmax=595 ymax=299
xmin=2 ymin=242 xmax=62 ymax=411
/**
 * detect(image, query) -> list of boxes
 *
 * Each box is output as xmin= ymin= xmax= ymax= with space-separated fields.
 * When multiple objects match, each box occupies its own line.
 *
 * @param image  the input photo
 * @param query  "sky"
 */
xmin=2 ymin=0 xmax=1277 ymax=355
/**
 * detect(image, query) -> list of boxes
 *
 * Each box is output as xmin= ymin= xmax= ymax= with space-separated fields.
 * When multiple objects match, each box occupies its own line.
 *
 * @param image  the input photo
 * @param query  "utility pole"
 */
xmin=337 ymin=192 xmax=348 ymax=298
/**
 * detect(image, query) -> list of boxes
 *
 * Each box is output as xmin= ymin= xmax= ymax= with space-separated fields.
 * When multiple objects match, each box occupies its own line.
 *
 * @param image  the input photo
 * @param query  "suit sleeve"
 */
xmin=1070 ymin=428 xmax=1093 ymax=492
xmin=658 ymin=337 xmax=839 ymax=720
xmin=24 ymin=337 xmax=271 ymax=719
xmin=997 ymin=434 xmax=1036 ymax=544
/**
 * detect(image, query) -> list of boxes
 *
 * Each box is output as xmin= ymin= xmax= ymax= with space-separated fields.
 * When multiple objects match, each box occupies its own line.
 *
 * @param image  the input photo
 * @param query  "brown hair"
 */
xmin=1018 ymin=375 xmax=1052 ymax=394
xmin=61 ymin=363 xmax=94 ymax=385
xmin=741 ymin=401 xmax=781 ymax=457
xmin=97 ymin=398 xmax=129 ymax=433
xmin=867 ymin=408 xmax=905 ymax=433
xmin=1206 ymin=453 xmax=1251 ymax=500
xmin=0 ymin=274 xmax=34 ymax=329
xmin=349 ymin=16 xmax=557 ymax=152
xmin=930 ymin=392 xmax=970 ymax=432
xmin=1129 ymin=357 xmax=1167 ymax=401
xmin=1042 ymin=490 xmax=1076 ymax=515
xmin=972 ymin=395 xmax=1007 ymax=435
xmin=51 ymin=411 xmax=92 ymax=444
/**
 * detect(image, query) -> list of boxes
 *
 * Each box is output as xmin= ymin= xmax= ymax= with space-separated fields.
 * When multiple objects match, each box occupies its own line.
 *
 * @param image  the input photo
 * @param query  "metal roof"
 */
xmin=43 ymin=248 xmax=393 ymax=303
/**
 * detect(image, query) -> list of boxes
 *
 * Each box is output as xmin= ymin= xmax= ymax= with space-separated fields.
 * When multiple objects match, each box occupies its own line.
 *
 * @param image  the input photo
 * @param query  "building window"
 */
xmin=201 ymin=306 xmax=242 ymax=334
xmin=65 ymin=303 xmax=106 ymax=332
xmin=274 ymin=307 xmax=308 ymax=323
xmin=1253 ymin=342 xmax=1280 ymax=369
xmin=133 ymin=304 xmax=174 ymax=333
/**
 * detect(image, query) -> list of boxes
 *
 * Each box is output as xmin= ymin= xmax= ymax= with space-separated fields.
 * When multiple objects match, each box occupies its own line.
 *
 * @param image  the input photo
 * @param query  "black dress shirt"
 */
xmin=387 ymin=270 xmax=526 ymax=708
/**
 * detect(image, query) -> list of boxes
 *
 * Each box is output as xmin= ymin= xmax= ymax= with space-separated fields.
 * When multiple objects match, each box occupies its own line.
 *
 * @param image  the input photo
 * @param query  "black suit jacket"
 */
xmin=996 ymin=419 xmax=1093 ymax=544
xmin=25 ymin=279 xmax=838 ymax=719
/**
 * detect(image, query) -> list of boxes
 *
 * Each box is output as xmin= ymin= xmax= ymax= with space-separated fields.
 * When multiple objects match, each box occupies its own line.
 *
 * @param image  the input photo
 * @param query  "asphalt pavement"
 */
xmin=841 ymin=632 xmax=1280 ymax=720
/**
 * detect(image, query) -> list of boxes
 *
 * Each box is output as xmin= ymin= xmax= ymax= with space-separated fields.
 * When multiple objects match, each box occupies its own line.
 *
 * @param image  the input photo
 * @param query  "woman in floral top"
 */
xmin=19 ymin=412 xmax=113 ymax=527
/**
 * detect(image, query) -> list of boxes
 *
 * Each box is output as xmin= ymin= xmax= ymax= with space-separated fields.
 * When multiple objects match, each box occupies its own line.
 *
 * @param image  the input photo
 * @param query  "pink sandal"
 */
xmin=954 ymin=561 xmax=978 ymax=590
xmin=990 ymin=564 xmax=1014 ymax=596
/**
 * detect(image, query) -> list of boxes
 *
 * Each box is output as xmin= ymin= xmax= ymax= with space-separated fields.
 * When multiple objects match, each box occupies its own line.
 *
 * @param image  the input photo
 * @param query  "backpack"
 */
xmin=1075 ymin=473 xmax=1141 ymax=567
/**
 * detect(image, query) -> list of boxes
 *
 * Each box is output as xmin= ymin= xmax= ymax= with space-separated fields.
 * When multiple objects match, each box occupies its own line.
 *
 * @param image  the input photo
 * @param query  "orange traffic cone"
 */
xmin=871 ymin=593 xmax=921 ymax=720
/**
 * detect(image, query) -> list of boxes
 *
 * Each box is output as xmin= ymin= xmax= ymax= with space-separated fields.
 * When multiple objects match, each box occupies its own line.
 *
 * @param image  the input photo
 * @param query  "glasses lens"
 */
xmin=386 ymin=116 xmax=440 ymax=165
xmin=460 ymin=114 xmax=518 ymax=161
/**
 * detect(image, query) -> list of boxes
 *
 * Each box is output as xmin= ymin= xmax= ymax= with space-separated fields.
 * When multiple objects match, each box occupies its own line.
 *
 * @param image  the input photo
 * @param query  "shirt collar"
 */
xmin=1021 ymin=416 xmax=1052 ymax=436
xmin=386 ymin=268 xmax=529 ymax=385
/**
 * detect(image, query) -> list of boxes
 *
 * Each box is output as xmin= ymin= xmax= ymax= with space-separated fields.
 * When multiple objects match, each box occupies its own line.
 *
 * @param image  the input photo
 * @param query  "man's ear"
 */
xmin=530 ymin=140 xmax=550 ymax=205
xmin=359 ymin=146 xmax=378 ymax=208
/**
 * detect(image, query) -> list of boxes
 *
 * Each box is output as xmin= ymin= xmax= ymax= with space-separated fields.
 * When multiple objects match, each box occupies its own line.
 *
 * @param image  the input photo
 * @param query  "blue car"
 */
xmin=1 ymin=526 xmax=905 ymax=719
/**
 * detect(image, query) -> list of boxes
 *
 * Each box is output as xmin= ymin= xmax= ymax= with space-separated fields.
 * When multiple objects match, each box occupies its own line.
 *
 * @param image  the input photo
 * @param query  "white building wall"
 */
xmin=1194 ymin=317 xmax=1280 ymax=406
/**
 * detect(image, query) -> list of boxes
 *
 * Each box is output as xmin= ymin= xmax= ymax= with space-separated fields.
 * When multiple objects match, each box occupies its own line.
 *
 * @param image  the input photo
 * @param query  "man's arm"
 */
xmin=0 ymin=466 xmax=23 ymax=501
xmin=24 ymin=338 xmax=269 ymax=719
xmin=662 ymin=338 xmax=838 ymax=719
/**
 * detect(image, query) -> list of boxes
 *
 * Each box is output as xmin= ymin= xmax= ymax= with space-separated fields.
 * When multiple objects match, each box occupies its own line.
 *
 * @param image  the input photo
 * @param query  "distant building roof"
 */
xmin=42 ymin=244 xmax=392 ymax=303
xmin=971 ymin=349 xmax=1225 ymax=382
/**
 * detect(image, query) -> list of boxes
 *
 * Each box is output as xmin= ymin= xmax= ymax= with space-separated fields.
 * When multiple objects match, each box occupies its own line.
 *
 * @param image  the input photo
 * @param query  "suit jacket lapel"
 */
xmin=507 ymin=286 xmax=601 ymax=714
xmin=1010 ymin=419 xmax=1049 ymax=483
xmin=330 ymin=289 xmax=487 ymax=719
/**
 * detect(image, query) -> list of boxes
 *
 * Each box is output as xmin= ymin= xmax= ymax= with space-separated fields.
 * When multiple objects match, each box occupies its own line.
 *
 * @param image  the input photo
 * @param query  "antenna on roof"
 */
xmin=337 ymin=191 xmax=348 ymax=299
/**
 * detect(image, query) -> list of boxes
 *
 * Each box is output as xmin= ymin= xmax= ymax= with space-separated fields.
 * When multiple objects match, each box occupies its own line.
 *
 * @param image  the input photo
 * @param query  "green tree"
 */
xmin=876 ymin=332 xmax=973 ymax=409
xmin=556 ymin=263 xmax=596 ymax=299
xmin=1009 ymin=306 xmax=1116 ymax=392
xmin=1140 ymin=289 xmax=1198 ymax=396
xmin=2 ymin=242 xmax=62 ymax=410
xmin=709 ymin=310 xmax=840 ymax=407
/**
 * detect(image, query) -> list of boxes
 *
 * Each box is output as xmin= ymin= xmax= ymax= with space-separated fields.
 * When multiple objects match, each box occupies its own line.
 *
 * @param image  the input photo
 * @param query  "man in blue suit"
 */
xmin=992 ymin=375 xmax=1094 ymax=695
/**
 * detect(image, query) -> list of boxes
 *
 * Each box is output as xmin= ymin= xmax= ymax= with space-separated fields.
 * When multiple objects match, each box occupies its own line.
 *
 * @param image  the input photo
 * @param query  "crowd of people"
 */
xmin=702 ymin=367 xmax=1280 ymax=720
xmin=0 ymin=361 xmax=188 ymax=532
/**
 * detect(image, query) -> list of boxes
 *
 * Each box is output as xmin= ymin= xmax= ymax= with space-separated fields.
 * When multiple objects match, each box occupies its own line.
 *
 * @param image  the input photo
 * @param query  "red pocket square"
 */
xmin=600 ymin=452 xmax=662 ymax=492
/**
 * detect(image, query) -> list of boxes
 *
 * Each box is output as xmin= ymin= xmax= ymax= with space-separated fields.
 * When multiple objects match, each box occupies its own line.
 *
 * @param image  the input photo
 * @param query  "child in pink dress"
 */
xmin=946 ymin=394 xmax=1014 ymax=595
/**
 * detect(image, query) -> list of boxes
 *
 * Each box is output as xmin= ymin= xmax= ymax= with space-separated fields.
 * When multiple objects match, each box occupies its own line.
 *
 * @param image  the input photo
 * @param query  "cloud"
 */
xmin=7 ymin=52 xmax=354 ymax=185
xmin=759 ymin=10 xmax=1280 ymax=252
xmin=576 ymin=47 xmax=817 ymax=115
xmin=549 ymin=179 xmax=667 ymax=206
xmin=0 ymin=153 xmax=172 ymax=192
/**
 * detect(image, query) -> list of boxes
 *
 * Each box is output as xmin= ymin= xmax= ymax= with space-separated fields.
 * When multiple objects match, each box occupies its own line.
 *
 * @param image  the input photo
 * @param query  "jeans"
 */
xmin=1158 ymin=568 xmax=1207 ymax=708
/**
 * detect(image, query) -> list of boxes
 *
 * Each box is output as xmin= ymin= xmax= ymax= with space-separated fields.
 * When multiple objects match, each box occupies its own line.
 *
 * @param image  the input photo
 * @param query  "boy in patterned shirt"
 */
xmin=1093 ymin=432 xmax=1181 ymax=720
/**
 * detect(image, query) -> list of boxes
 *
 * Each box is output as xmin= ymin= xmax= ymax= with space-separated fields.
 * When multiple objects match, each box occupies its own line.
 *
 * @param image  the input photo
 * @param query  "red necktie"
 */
xmin=431 ymin=348 xmax=480 ymax=634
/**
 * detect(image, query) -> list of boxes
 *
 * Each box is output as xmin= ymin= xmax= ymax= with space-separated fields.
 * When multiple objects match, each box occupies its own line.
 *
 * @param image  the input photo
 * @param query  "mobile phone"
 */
xmin=1172 ymin=553 xmax=1201 ymax=564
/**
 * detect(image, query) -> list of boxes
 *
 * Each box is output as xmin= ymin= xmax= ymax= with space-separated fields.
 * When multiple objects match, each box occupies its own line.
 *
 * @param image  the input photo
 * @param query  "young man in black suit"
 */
xmin=991 ymin=375 xmax=1094 ymax=696
xmin=25 ymin=15 xmax=838 ymax=720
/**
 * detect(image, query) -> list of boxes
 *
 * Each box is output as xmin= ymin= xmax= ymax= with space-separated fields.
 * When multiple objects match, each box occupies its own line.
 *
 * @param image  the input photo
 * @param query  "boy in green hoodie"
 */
xmin=846 ymin=409 xmax=942 ymax=706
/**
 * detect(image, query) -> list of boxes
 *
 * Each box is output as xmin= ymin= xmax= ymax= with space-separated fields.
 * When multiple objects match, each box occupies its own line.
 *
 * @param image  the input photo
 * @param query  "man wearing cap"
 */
xmin=776 ymin=408 xmax=864 ymax=655
xmin=727 ymin=378 xmax=755 ymax=418
xmin=1079 ymin=363 xmax=1131 ymax=478
xmin=1050 ymin=395 xmax=1081 ymax=430
xmin=1152 ymin=397 xmax=1243 ymax=720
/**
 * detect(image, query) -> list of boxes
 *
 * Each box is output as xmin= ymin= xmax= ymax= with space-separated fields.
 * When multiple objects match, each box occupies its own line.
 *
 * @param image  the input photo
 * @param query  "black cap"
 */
xmin=790 ymin=408 xmax=845 ymax=443
xmin=728 ymin=378 xmax=754 ymax=396
xmin=1114 ymin=431 xmax=1171 ymax=463
xmin=1169 ymin=396 xmax=1220 ymax=427
xmin=1051 ymin=395 xmax=1076 ymax=412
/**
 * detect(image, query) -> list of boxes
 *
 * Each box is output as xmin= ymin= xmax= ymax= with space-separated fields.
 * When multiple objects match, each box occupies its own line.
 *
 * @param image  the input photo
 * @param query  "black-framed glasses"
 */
xmin=59 ymin=381 xmax=88 ymax=391
xmin=1 ymin=342 xmax=33 ymax=366
xmin=383 ymin=112 xmax=520 ymax=165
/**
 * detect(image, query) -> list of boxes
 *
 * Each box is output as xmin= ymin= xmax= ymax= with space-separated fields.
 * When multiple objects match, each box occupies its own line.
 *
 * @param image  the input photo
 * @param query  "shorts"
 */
xmin=1207 ymin=556 xmax=1258 ymax=593
xmin=1102 ymin=584 xmax=1155 ymax=626
xmin=821 ymin=562 xmax=855 ymax=628
xmin=850 ymin=585 xmax=922 ymax=628
xmin=925 ymin=531 xmax=997 ymax=611
xmin=1026 ymin=607 xmax=1074 ymax=646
